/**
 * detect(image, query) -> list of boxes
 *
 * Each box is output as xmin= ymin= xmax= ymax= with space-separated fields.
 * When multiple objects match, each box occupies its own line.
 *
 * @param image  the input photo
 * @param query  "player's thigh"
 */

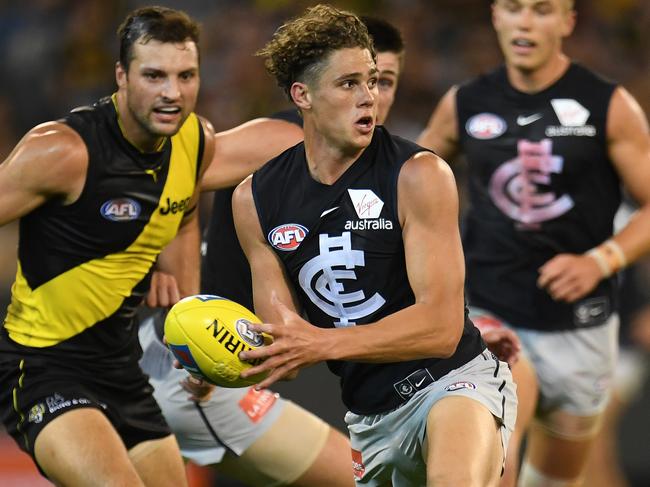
xmin=425 ymin=396 xmax=503 ymax=487
xmin=34 ymin=407 xmax=145 ymax=487
xmin=129 ymin=434 xmax=188 ymax=487
xmin=217 ymin=400 xmax=348 ymax=487
xmin=292 ymin=426 xmax=354 ymax=487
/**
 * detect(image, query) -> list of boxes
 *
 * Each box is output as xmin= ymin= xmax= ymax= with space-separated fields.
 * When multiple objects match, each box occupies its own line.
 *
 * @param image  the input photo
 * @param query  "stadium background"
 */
xmin=0 ymin=0 xmax=648 ymax=485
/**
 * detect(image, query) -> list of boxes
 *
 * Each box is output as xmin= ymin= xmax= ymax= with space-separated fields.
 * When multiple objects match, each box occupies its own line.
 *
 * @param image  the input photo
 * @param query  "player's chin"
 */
xmin=151 ymin=121 xmax=184 ymax=137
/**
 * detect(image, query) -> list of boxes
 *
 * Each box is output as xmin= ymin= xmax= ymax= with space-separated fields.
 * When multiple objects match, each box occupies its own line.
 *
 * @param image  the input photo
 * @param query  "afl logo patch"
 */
xmin=100 ymin=198 xmax=141 ymax=222
xmin=268 ymin=224 xmax=308 ymax=251
xmin=466 ymin=113 xmax=507 ymax=140
xmin=445 ymin=381 xmax=477 ymax=392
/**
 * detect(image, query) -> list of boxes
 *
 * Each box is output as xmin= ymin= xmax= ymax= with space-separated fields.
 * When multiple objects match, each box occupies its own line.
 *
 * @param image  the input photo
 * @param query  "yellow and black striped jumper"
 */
xmin=0 ymin=95 xmax=204 ymax=458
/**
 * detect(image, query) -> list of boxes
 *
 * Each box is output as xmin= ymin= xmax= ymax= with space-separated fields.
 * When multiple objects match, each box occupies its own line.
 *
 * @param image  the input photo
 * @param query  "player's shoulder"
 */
xmin=566 ymin=62 xmax=617 ymax=89
xmin=400 ymin=151 xmax=452 ymax=187
xmin=458 ymin=65 xmax=505 ymax=94
xmin=255 ymin=138 xmax=304 ymax=179
xmin=24 ymin=121 xmax=87 ymax=161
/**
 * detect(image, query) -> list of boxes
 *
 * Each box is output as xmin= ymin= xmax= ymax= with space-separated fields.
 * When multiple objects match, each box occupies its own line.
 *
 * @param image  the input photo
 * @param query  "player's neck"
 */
xmin=303 ymin=125 xmax=366 ymax=186
xmin=113 ymin=92 xmax=166 ymax=153
xmin=506 ymin=52 xmax=571 ymax=94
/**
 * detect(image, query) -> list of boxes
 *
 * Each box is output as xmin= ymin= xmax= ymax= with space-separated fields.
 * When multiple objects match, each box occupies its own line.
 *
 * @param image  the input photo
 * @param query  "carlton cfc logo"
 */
xmin=268 ymin=223 xmax=308 ymax=251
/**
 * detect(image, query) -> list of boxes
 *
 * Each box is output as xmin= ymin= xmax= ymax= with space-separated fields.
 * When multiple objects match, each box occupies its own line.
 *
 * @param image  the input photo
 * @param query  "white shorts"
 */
xmin=138 ymin=316 xmax=285 ymax=464
xmin=344 ymin=350 xmax=517 ymax=486
xmin=469 ymin=307 xmax=619 ymax=416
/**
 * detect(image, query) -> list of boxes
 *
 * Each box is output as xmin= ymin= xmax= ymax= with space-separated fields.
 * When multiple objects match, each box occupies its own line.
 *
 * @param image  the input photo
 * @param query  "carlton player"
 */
xmin=418 ymin=0 xmax=650 ymax=485
xmin=233 ymin=5 xmax=517 ymax=486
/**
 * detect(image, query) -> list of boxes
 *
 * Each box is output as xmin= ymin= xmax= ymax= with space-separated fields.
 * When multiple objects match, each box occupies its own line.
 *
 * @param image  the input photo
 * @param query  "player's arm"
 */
xmin=232 ymin=176 xmax=302 ymax=319
xmin=328 ymin=152 xmax=467 ymax=361
xmin=149 ymin=117 xmax=216 ymax=306
xmin=538 ymin=87 xmax=650 ymax=302
xmin=0 ymin=122 xmax=87 ymax=226
xmin=416 ymin=86 xmax=460 ymax=160
xmin=200 ymin=118 xmax=304 ymax=191
xmin=238 ymin=153 xmax=468 ymax=388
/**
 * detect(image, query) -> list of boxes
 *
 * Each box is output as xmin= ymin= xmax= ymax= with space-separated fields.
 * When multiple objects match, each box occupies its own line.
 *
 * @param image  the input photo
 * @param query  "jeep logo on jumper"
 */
xmin=100 ymin=198 xmax=141 ymax=221
xmin=160 ymin=196 xmax=191 ymax=215
xmin=489 ymin=139 xmax=574 ymax=228
xmin=298 ymin=232 xmax=385 ymax=327
xmin=268 ymin=223 xmax=308 ymax=251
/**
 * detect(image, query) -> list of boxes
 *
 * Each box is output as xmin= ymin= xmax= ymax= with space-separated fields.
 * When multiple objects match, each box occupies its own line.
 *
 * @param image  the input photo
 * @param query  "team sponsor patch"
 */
xmin=546 ymin=99 xmax=596 ymax=137
xmin=100 ymin=198 xmax=141 ymax=221
xmin=238 ymin=387 xmax=278 ymax=423
xmin=348 ymin=189 xmax=384 ymax=219
xmin=42 ymin=393 xmax=93 ymax=414
xmin=268 ymin=223 xmax=308 ymax=251
xmin=445 ymin=381 xmax=477 ymax=392
xmin=351 ymin=449 xmax=366 ymax=480
xmin=550 ymin=99 xmax=590 ymax=126
xmin=159 ymin=196 xmax=191 ymax=215
xmin=466 ymin=113 xmax=507 ymax=140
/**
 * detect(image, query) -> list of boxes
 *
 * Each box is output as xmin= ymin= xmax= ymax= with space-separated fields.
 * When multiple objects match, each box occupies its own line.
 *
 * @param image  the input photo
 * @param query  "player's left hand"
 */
xmin=146 ymin=270 xmax=181 ymax=308
xmin=537 ymin=253 xmax=603 ymax=303
xmin=472 ymin=315 xmax=521 ymax=366
xmin=238 ymin=293 xmax=326 ymax=389
xmin=180 ymin=374 xmax=215 ymax=402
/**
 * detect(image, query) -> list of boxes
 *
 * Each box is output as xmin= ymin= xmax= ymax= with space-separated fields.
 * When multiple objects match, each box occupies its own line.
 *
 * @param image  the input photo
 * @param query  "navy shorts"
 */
xmin=0 ymin=352 xmax=171 ymax=464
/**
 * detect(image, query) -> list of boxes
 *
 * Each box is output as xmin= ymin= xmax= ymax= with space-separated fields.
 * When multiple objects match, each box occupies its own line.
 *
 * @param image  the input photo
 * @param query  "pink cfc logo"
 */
xmin=489 ymin=139 xmax=574 ymax=228
xmin=268 ymin=224 xmax=308 ymax=251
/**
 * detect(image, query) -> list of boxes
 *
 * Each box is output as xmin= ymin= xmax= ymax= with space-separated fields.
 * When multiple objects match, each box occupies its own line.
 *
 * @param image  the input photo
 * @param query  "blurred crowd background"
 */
xmin=0 ymin=0 xmax=649 ymax=485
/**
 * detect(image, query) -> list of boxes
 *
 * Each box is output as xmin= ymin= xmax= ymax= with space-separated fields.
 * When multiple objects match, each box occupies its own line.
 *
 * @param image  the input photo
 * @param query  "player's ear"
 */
xmin=560 ymin=9 xmax=576 ymax=37
xmin=116 ymin=61 xmax=127 ymax=88
xmin=290 ymin=82 xmax=311 ymax=110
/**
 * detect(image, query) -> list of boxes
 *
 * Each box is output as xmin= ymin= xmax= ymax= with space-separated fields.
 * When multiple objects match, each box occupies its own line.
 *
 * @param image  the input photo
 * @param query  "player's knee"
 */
xmin=519 ymin=462 xmax=582 ymax=487
xmin=535 ymin=410 xmax=603 ymax=441
xmin=427 ymin=470 xmax=486 ymax=487
xmin=427 ymin=461 xmax=500 ymax=487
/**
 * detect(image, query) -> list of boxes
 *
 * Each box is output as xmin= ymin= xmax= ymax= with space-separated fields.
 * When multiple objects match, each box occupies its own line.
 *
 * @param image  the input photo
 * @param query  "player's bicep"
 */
xmin=0 ymin=122 xmax=87 ymax=226
xmin=416 ymin=86 xmax=460 ymax=161
xmin=398 ymin=153 xmax=465 ymax=311
xmin=607 ymin=87 xmax=650 ymax=205
xmin=232 ymin=177 xmax=298 ymax=321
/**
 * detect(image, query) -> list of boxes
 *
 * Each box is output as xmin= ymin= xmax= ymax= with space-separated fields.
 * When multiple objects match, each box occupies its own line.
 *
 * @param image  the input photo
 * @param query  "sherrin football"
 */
xmin=164 ymin=294 xmax=269 ymax=388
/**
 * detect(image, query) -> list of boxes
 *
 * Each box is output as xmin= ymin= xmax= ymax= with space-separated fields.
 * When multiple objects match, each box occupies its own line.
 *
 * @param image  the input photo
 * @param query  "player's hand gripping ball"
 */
xmin=164 ymin=295 xmax=270 ymax=387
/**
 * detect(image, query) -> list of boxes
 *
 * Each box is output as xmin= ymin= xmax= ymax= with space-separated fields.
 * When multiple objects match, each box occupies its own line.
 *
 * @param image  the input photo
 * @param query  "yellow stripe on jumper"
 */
xmin=5 ymin=114 xmax=200 ymax=347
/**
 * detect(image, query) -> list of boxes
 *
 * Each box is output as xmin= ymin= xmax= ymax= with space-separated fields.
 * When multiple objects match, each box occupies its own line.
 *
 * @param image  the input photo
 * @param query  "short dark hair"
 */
xmin=256 ymin=4 xmax=375 ymax=99
xmin=360 ymin=16 xmax=404 ymax=55
xmin=117 ymin=6 xmax=200 ymax=71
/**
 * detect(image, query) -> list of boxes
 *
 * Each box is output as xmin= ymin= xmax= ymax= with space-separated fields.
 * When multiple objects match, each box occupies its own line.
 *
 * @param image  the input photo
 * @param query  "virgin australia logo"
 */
xmin=346 ymin=189 xmax=393 ymax=230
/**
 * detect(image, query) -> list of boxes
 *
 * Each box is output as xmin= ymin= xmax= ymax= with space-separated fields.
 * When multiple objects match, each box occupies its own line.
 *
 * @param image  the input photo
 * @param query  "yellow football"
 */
xmin=164 ymin=294 xmax=269 ymax=388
